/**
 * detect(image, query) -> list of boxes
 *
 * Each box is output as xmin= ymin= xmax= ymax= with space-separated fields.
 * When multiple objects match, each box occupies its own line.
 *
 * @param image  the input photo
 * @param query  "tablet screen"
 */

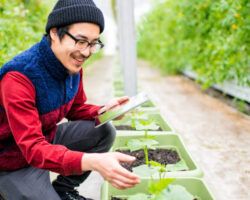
xmin=95 ymin=92 xmax=149 ymax=128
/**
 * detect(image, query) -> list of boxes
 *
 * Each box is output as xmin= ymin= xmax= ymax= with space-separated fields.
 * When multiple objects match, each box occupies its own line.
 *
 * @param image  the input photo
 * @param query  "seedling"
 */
xmin=126 ymin=161 xmax=198 ymax=200
xmin=126 ymin=116 xmax=160 ymax=165
xmin=127 ymin=109 xmax=160 ymax=131
xmin=127 ymin=161 xmax=175 ymax=200
xmin=127 ymin=109 xmax=148 ymax=129
xmin=115 ymin=111 xmax=195 ymax=199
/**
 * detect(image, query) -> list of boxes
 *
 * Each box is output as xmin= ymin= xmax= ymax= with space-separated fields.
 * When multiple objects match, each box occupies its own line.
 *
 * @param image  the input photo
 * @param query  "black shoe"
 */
xmin=57 ymin=190 xmax=93 ymax=200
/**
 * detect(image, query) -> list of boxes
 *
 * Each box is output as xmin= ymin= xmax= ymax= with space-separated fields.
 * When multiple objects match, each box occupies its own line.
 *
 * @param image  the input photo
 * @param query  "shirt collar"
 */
xmin=38 ymin=36 xmax=69 ymax=80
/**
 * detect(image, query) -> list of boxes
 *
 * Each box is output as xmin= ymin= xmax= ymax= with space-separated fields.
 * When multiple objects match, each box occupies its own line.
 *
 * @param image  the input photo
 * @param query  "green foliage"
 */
xmin=131 ymin=160 xmax=168 ymax=178
xmin=126 ymin=115 xmax=160 ymax=165
xmin=132 ymin=157 xmax=188 ymax=177
xmin=148 ymin=160 xmax=167 ymax=174
xmin=126 ymin=110 xmax=148 ymax=129
xmin=166 ymin=160 xmax=189 ymax=172
xmin=125 ymin=151 xmax=193 ymax=200
xmin=148 ymin=178 xmax=175 ymax=196
xmin=127 ymin=110 xmax=160 ymax=132
xmin=129 ymin=162 xmax=175 ymax=200
xmin=0 ymin=0 xmax=102 ymax=68
xmin=127 ymin=138 xmax=158 ymax=152
xmin=132 ymin=164 xmax=160 ymax=177
xmin=0 ymin=0 xmax=51 ymax=66
xmin=127 ymin=183 xmax=199 ymax=200
xmin=137 ymin=0 xmax=250 ymax=88
xmin=135 ymin=120 xmax=160 ymax=131
xmin=127 ymin=137 xmax=158 ymax=165
xmin=232 ymin=98 xmax=250 ymax=114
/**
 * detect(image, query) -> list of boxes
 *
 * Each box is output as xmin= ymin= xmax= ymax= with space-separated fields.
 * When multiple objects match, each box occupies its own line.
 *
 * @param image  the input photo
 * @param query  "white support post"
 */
xmin=116 ymin=0 xmax=137 ymax=96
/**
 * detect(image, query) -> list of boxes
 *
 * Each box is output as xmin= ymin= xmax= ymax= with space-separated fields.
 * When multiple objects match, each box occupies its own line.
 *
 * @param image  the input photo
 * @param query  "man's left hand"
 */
xmin=98 ymin=96 xmax=129 ymax=117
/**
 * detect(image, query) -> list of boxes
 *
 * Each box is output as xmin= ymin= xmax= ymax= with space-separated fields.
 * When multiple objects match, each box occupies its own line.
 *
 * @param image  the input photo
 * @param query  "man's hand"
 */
xmin=81 ymin=152 xmax=140 ymax=189
xmin=98 ymin=96 xmax=129 ymax=116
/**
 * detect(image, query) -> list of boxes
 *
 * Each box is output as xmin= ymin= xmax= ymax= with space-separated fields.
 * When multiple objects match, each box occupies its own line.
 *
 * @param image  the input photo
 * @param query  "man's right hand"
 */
xmin=81 ymin=152 xmax=140 ymax=189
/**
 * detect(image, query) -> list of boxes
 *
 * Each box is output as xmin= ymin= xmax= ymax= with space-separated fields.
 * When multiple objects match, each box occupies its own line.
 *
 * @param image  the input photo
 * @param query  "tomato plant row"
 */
xmin=137 ymin=0 xmax=250 ymax=88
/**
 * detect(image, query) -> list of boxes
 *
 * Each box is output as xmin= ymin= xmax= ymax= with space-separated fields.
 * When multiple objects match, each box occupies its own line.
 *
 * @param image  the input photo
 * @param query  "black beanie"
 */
xmin=45 ymin=0 xmax=105 ymax=33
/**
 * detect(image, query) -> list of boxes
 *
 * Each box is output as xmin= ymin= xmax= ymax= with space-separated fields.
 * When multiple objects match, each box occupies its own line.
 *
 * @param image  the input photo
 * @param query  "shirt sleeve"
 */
xmin=1 ymin=71 xmax=83 ymax=176
xmin=66 ymin=70 xmax=102 ymax=120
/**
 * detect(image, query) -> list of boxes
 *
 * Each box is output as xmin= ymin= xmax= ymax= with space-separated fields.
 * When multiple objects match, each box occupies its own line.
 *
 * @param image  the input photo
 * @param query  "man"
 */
xmin=0 ymin=0 xmax=140 ymax=199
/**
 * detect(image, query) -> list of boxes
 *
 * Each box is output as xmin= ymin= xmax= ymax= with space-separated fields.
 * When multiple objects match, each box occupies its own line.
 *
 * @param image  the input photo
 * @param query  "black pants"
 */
xmin=0 ymin=120 xmax=116 ymax=200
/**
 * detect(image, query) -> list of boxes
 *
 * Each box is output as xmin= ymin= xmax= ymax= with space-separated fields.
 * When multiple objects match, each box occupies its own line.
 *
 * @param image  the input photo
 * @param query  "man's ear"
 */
xmin=49 ymin=28 xmax=58 ymax=41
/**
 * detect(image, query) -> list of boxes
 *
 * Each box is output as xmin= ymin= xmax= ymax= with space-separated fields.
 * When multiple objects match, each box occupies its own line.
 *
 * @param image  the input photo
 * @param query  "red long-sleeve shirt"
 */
xmin=0 ymin=71 xmax=100 ymax=176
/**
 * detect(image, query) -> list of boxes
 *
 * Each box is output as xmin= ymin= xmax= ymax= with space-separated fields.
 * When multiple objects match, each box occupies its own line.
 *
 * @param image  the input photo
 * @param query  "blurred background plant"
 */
xmin=0 ymin=0 xmax=50 ymax=66
xmin=137 ymin=0 xmax=250 ymax=88
xmin=0 ymin=0 xmax=101 ymax=67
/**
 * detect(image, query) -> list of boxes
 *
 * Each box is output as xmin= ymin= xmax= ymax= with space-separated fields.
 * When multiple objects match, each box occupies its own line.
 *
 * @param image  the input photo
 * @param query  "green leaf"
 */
xmin=132 ymin=164 xmax=159 ymax=177
xmin=135 ymin=120 xmax=159 ymax=131
xmin=158 ymin=185 xmax=195 ymax=200
xmin=166 ymin=160 xmax=189 ymax=172
xmin=129 ymin=111 xmax=148 ymax=120
xmin=148 ymin=160 xmax=166 ymax=173
xmin=127 ymin=139 xmax=144 ymax=151
xmin=140 ymin=138 xmax=159 ymax=148
xmin=148 ymin=178 xmax=175 ymax=195
xmin=126 ymin=138 xmax=158 ymax=152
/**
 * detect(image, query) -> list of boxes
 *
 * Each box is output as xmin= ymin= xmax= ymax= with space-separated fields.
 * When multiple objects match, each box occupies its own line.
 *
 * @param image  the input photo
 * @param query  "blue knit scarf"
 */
xmin=0 ymin=36 xmax=80 ymax=114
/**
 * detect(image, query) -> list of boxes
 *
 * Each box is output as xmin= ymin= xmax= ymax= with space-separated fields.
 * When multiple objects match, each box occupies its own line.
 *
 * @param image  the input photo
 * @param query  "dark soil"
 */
xmin=117 ymin=148 xmax=180 ymax=172
xmin=111 ymin=197 xmax=126 ymax=200
xmin=115 ymin=125 xmax=163 ymax=131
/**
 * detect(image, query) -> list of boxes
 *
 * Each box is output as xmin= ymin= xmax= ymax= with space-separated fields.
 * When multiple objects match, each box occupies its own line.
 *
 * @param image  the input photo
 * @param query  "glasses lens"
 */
xmin=76 ymin=40 xmax=89 ymax=50
xmin=90 ymin=43 xmax=103 ymax=54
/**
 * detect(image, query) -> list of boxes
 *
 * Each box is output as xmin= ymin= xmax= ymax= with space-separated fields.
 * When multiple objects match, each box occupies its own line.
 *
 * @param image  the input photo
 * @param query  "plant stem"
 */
xmin=144 ymin=145 xmax=149 ymax=165
xmin=131 ymin=118 xmax=136 ymax=129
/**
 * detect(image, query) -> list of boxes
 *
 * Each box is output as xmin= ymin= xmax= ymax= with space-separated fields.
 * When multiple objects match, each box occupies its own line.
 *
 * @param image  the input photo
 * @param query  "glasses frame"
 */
xmin=63 ymin=31 xmax=104 ymax=53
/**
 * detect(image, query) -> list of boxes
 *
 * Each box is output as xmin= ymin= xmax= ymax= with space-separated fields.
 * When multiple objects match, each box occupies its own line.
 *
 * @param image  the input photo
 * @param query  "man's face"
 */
xmin=50 ymin=23 xmax=101 ymax=74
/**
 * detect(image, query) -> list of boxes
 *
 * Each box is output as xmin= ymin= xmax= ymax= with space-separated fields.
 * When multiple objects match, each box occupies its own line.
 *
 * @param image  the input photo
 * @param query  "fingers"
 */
xmin=115 ymin=152 xmax=136 ymax=163
xmin=107 ymin=165 xmax=140 ymax=189
xmin=114 ymin=166 xmax=140 ymax=184
xmin=106 ymin=99 xmax=119 ymax=110
xmin=107 ymin=168 xmax=139 ymax=188
xmin=114 ymin=171 xmax=140 ymax=185
xmin=110 ymin=179 xmax=137 ymax=190
xmin=117 ymin=96 xmax=129 ymax=104
xmin=105 ymin=96 xmax=130 ymax=111
xmin=95 ymin=152 xmax=140 ymax=189
xmin=114 ymin=152 xmax=140 ymax=182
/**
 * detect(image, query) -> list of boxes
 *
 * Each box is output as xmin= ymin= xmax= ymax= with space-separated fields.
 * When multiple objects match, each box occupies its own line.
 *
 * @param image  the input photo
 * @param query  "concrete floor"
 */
xmin=72 ymin=57 xmax=250 ymax=200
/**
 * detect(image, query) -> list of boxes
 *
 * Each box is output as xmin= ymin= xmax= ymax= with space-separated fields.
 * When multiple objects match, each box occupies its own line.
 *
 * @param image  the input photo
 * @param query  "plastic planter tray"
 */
xmin=113 ymin=113 xmax=172 ymax=131
xmin=112 ymin=132 xmax=203 ymax=178
xmin=101 ymin=177 xmax=215 ymax=200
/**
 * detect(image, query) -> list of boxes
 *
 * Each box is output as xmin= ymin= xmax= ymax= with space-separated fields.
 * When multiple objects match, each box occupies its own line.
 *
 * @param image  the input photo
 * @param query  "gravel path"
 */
xmin=78 ymin=57 xmax=250 ymax=200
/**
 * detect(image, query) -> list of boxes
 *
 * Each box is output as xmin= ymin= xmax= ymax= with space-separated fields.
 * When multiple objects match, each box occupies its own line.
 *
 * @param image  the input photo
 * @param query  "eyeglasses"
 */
xmin=63 ymin=31 xmax=104 ymax=54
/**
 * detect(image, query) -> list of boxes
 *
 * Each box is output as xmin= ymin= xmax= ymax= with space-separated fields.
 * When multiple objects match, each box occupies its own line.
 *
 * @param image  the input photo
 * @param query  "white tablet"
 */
xmin=95 ymin=92 xmax=150 ymax=128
